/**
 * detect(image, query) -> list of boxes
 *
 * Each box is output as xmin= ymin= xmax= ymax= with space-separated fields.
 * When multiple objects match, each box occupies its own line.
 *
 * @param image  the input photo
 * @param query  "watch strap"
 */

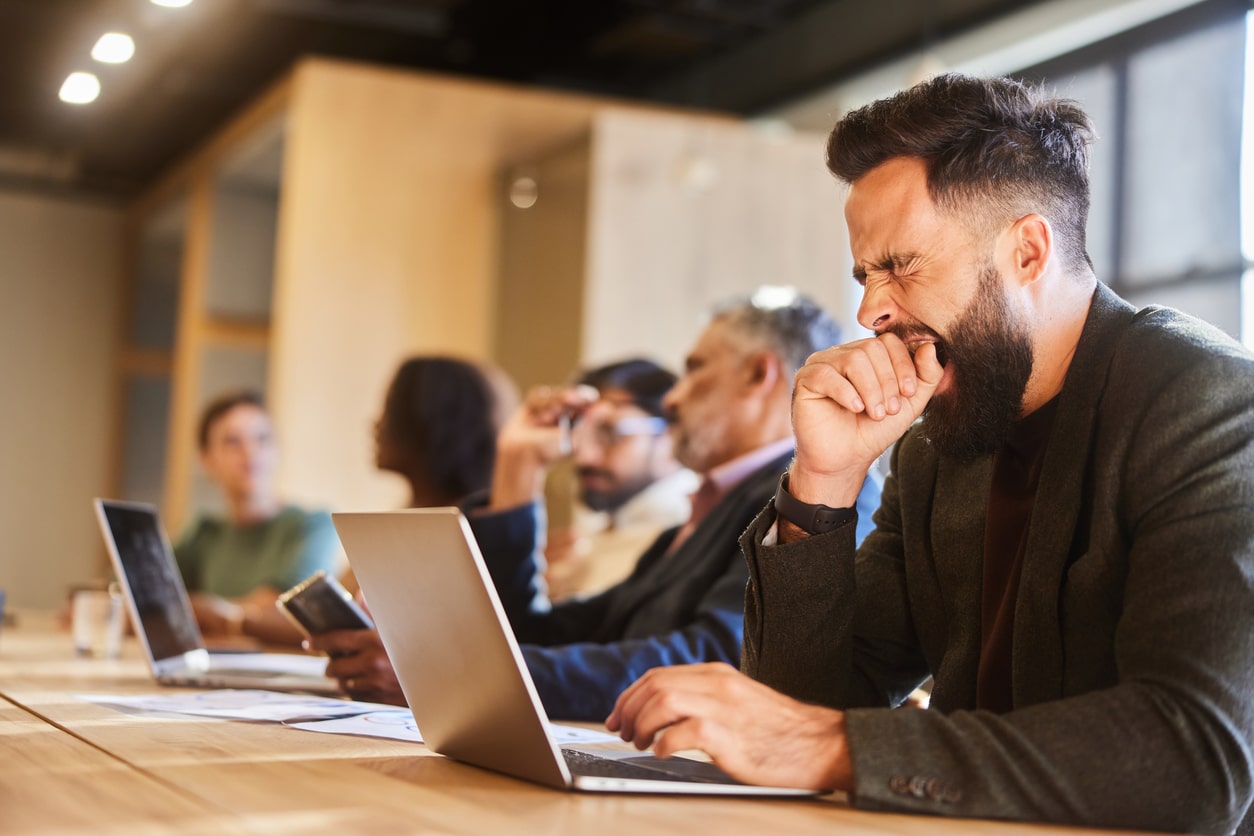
xmin=773 ymin=472 xmax=856 ymax=535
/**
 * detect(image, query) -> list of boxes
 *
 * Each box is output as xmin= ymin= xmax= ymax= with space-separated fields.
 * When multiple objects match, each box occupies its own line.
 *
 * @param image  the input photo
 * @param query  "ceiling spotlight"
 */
xmin=59 ymin=72 xmax=101 ymax=105
xmin=150 ymin=0 xmax=193 ymax=7
xmin=92 ymin=33 xmax=135 ymax=64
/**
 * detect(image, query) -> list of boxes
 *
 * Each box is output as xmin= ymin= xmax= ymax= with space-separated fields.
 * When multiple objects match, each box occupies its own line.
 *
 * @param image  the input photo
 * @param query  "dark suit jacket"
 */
xmin=741 ymin=283 xmax=1254 ymax=834
xmin=468 ymin=449 xmax=881 ymax=721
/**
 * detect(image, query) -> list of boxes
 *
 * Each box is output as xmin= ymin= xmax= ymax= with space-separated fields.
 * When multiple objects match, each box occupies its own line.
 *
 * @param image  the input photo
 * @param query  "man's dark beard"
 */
xmin=907 ymin=266 xmax=1033 ymax=461
xmin=578 ymin=467 xmax=653 ymax=513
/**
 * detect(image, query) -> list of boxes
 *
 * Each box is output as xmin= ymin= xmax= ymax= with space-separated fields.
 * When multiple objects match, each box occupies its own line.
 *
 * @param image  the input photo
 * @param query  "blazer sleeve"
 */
xmin=522 ymin=547 xmax=747 ymax=721
xmin=465 ymin=502 xmax=617 ymax=646
xmin=741 ymin=438 xmax=929 ymax=709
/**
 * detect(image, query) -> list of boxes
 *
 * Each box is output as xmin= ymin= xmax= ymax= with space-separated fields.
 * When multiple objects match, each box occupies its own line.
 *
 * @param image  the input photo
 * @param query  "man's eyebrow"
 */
xmin=852 ymin=252 xmax=922 ymax=283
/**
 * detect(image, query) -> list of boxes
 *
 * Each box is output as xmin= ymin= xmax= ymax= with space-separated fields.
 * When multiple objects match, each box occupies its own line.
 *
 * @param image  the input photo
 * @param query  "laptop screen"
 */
xmin=98 ymin=502 xmax=202 ymax=662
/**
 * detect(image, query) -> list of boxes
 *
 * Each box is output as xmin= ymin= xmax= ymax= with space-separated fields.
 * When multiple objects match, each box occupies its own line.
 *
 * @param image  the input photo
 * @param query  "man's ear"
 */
xmin=1007 ymin=213 xmax=1052 ymax=286
xmin=745 ymin=350 xmax=783 ymax=394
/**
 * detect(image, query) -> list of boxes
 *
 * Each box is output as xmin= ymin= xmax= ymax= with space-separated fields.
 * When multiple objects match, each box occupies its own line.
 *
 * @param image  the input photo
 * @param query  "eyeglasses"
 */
xmin=570 ymin=415 xmax=669 ymax=449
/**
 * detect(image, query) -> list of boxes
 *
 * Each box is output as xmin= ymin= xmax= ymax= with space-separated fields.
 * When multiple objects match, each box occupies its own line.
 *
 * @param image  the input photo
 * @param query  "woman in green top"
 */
xmin=174 ymin=391 xmax=341 ymax=643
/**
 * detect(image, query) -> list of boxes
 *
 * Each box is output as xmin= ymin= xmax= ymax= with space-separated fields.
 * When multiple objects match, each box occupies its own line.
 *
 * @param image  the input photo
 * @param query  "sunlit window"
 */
xmin=1021 ymin=1 xmax=1247 ymax=345
xmin=1241 ymin=10 xmax=1254 ymax=348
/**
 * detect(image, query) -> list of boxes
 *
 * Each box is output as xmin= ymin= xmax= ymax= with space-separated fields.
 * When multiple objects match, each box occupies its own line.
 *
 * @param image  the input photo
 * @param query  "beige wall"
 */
xmin=495 ymin=137 xmax=592 ymax=392
xmin=0 ymin=189 xmax=124 ymax=608
xmin=582 ymin=112 xmax=856 ymax=370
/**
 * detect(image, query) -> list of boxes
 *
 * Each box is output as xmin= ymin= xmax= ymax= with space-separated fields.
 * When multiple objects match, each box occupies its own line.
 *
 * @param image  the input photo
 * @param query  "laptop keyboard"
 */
xmin=562 ymin=748 xmax=741 ymax=784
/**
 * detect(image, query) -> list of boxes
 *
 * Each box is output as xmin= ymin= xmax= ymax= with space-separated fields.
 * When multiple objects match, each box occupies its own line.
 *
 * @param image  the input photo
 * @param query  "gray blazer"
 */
xmin=741 ymin=283 xmax=1254 ymax=834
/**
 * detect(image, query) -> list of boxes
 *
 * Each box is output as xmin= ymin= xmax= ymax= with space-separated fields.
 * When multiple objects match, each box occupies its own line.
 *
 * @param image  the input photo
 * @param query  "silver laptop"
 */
xmin=334 ymin=507 xmax=818 ymax=797
xmin=93 ymin=498 xmax=339 ymax=694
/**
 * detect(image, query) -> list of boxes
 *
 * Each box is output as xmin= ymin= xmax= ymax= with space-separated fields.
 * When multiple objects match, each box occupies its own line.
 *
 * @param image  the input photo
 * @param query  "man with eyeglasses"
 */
xmin=314 ymin=288 xmax=882 ymax=721
xmin=543 ymin=359 xmax=699 ymax=601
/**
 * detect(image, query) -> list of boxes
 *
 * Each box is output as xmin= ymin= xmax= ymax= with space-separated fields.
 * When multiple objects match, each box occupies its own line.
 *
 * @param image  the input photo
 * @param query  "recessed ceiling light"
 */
xmin=150 ymin=0 xmax=193 ymax=7
xmin=92 ymin=33 xmax=135 ymax=64
xmin=59 ymin=72 xmax=101 ymax=105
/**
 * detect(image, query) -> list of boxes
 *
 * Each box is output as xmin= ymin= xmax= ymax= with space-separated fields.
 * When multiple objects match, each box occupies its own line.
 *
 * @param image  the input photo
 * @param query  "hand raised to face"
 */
xmin=488 ymin=384 xmax=601 ymax=510
xmin=788 ymin=335 xmax=944 ymax=507
xmin=495 ymin=384 xmax=601 ymax=466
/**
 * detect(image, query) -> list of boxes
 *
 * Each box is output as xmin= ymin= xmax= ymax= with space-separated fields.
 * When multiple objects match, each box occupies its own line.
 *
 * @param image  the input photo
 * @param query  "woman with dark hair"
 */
xmin=373 ymin=356 xmax=516 ymax=507
xmin=323 ymin=356 xmax=517 ymax=609
xmin=245 ymin=358 xmax=517 ymax=646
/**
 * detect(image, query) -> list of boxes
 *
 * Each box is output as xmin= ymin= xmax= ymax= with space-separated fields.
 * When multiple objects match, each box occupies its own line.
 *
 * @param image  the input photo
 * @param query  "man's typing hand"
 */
xmin=605 ymin=662 xmax=852 ymax=792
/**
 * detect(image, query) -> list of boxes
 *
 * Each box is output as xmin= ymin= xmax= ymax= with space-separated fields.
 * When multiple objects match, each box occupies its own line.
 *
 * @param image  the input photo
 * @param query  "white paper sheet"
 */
xmin=77 ymin=689 xmax=397 ymax=722
xmin=287 ymin=710 xmax=619 ymax=747
xmin=287 ymin=709 xmax=423 ymax=741
xmin=78 ymin=690 xmax=620 ymax=747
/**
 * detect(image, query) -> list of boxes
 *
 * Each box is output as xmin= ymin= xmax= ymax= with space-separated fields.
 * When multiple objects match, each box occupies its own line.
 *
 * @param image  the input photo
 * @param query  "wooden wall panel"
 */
xmin=269 ymin=60 xmax=610 ymax=512
xmin=494 ymin=137 xmax=592 ymax=393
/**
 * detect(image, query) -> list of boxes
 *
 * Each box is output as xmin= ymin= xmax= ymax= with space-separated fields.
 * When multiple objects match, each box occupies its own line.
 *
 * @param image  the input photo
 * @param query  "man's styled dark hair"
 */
xmin=827 ymin=73 xmax=1096 ymax=274
xmin=712 ymin=287 xmax=843 ymax=378
xmin=380 ymin=357 xmax=503 ymax=499
xmin=576 ymin=359 xmax=677 ymax=418
xmin=197 ymin=390 xmax=266 ymax=451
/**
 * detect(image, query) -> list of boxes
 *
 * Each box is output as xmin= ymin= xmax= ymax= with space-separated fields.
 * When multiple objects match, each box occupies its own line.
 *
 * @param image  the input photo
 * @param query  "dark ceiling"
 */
xmin=0 ymin=0 xmax=1048 ymax=199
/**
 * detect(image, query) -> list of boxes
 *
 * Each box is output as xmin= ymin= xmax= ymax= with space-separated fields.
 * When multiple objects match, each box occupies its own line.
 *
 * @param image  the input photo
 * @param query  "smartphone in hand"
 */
xmin=276 ymin=570 xmax=374 ymax=638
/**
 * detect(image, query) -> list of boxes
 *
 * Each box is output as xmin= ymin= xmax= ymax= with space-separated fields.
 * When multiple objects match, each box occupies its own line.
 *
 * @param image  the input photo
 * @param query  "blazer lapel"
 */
xmin=652 ymin=452 xmax=790 ymax=588
xmin=1012 ymin=283 xmax=1137 ymax=706
xmin=597 ymin=452 xmax=790 ymax=627
xmin=930 ymin=453 xmax=993 ymax=707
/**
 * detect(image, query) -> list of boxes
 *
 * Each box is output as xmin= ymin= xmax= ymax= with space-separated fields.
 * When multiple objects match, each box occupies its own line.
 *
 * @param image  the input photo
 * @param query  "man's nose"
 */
xmin=571 ymin=437 xmax=602 ymax=465
xmin=857 ymin=280 xmax=897 ymax=332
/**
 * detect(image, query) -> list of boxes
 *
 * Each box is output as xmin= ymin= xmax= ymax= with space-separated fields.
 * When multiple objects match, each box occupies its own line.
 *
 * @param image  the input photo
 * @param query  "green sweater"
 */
xmin=173 ymin=506 xmax=341 ymax=598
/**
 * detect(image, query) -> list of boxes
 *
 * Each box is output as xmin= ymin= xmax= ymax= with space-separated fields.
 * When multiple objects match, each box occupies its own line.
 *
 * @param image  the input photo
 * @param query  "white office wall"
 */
xmin=0 ymin=189 xmax=124 ymax=608
xmin=581 ymin=111 xmax=853 ymax=372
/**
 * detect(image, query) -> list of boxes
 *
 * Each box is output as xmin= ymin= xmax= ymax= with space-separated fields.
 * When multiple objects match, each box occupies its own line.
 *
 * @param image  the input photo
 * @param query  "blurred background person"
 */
xmin=246 ymin=356 xmax=519 ymax=645
xmin=544 ymin=358 xmax=696 ymax=601
xmin=174 ymin=390 xmax=341 ymax=642
xmin=373 ymin=355 xmax=517 ymax=509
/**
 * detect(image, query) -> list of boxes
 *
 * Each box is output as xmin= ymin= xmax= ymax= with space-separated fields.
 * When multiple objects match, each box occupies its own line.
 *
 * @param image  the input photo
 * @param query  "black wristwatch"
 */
xmin=773 ymin=472 xmax=856 ymax=535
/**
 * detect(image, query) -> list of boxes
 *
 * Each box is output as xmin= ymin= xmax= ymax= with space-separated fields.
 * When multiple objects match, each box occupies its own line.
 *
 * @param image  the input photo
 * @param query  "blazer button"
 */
xmin=888 ymin=775 xmax=911 ymax=794
xmin=907 ymin=776 xmax=930 ymax=798
xmin=940 ymin=785 xmax=963 ymax=804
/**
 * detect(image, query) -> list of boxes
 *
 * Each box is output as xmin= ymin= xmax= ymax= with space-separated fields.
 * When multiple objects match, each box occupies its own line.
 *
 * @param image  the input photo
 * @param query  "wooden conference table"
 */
xmin=0 ymin=611 xmax=1160 ymax=835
